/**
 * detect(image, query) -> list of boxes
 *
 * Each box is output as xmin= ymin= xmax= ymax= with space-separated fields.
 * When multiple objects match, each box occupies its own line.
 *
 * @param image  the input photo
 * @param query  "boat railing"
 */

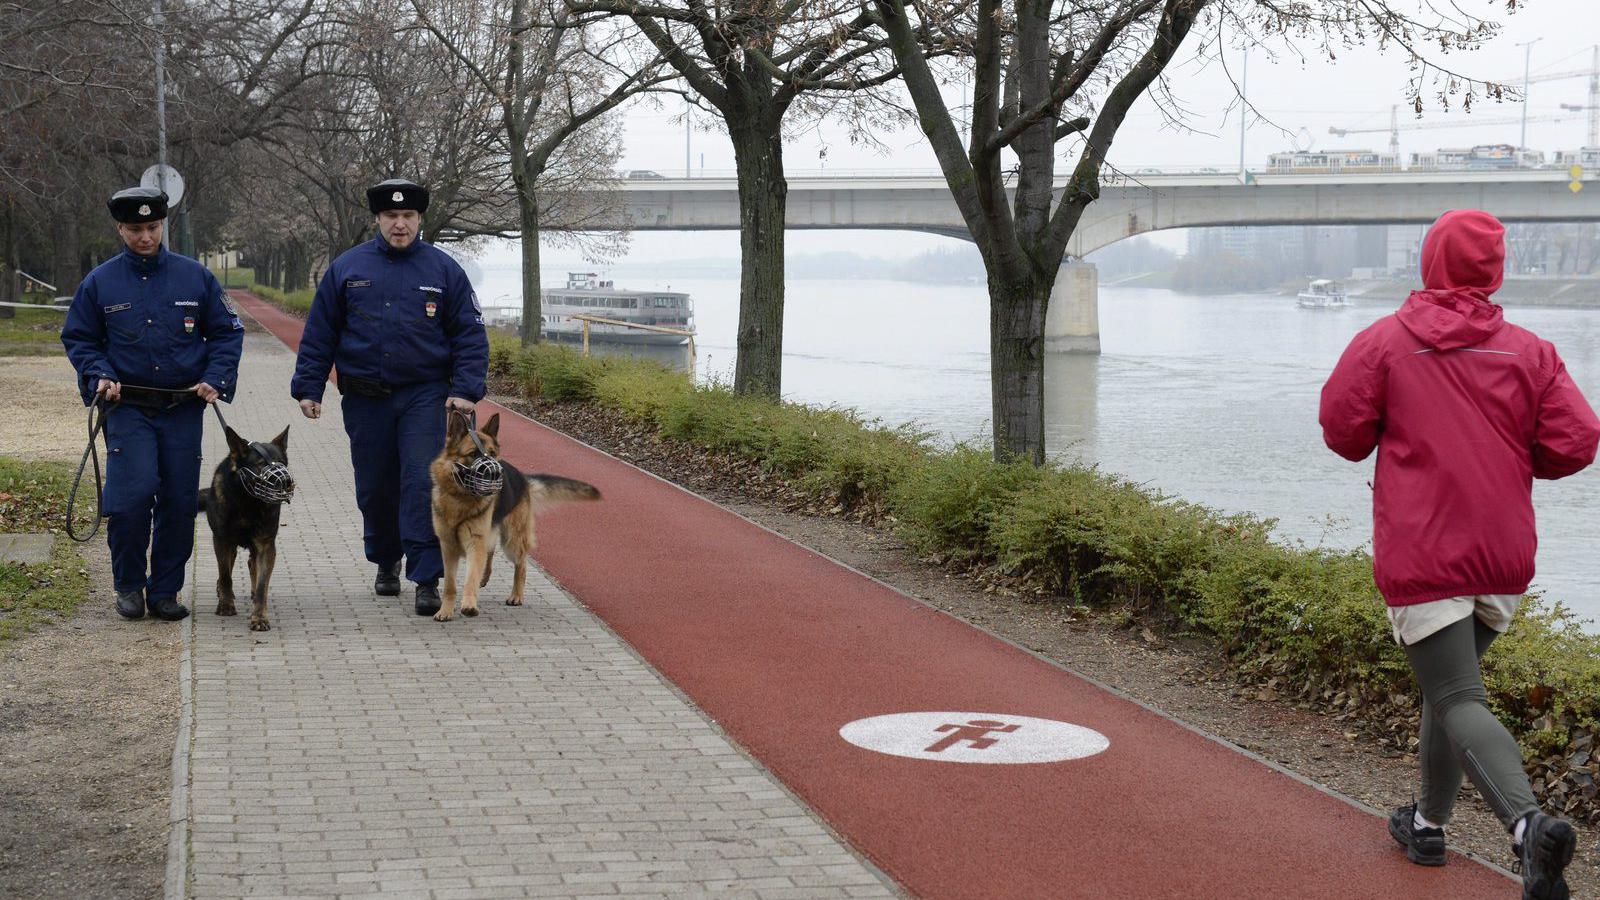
xmin=569 ymin=314 xmax=698 ymax=378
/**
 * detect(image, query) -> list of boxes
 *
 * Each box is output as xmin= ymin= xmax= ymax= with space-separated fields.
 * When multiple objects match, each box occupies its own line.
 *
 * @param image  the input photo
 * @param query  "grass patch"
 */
xmin=0 ymin=305 xmax=67 ymax=356
xmin=499 ymin=345 xmax=1600 ymax=823
xmin=0 ymin=457 xmax=92 ymax=644
xmin=211 ymin=266 xmax=255 ymax=289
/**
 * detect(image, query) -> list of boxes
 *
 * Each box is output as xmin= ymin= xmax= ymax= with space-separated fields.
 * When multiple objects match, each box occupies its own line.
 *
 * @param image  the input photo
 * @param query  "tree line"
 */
xmin=0 ymin=0 xmax=1515 ymax=463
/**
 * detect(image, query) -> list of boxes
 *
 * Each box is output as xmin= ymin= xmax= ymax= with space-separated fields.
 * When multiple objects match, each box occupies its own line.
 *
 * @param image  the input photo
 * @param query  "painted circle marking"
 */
xmin=839 ymin=712 xmax=1110 ymax=764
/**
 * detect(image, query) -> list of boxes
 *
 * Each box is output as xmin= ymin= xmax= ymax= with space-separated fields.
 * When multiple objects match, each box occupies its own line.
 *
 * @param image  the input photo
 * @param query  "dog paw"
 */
xmin=505 ymin=596 xmax=523 ymax=606
xmin=461 ymin=606 xmax=479 ymax=617
xmin=216 ymin=604 xmax=237 ymax=616
xmin=249 ymin=618 xmax=270 ymax=632
xmin=433 ymin=611 xmax=454 ymax=622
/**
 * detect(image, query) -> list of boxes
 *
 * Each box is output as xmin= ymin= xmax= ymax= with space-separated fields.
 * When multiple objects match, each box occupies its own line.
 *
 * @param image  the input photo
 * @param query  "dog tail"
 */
xmin=525 ymin=475 xmax=601 ymax=509
xmin=197 ymin=487 xmax=211 ymax=517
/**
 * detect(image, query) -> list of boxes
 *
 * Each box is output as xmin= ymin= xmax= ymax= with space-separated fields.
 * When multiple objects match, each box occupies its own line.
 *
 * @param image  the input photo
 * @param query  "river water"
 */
xmin=475 ymin=263 xmax=1600 ymax=627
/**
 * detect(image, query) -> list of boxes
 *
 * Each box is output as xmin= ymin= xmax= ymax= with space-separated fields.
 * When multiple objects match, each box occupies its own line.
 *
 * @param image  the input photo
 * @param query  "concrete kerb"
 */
xmin=164 ymin=548 xmax=197 ymax=900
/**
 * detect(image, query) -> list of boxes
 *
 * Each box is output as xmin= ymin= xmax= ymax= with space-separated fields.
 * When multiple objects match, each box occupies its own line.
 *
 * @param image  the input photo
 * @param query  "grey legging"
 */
xmin=1405 ymin=616 xmax=1538 ymax=829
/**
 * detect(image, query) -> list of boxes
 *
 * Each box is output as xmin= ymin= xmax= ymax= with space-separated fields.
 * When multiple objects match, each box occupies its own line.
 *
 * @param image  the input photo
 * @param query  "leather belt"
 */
xmin=337 ymin=374 xmax=391 ymax=397
xmin=118 ymin=384 xmax=201 ymax=411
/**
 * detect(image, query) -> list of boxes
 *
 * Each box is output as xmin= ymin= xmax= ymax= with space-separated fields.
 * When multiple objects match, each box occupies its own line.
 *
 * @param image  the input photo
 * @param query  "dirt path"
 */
xmin=0 ymin=356 xmax=89 ymax=463
xmin=0 ymin=353 xmax=182 ymax=899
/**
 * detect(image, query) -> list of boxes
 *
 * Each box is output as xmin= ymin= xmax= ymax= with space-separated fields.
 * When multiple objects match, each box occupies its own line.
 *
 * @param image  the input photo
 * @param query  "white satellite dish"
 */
xmin=139 ymin=164 xmax=186 ymax=207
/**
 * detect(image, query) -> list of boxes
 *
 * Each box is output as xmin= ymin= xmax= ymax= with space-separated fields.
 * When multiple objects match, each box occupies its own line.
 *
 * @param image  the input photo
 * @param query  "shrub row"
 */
xmin=493 ymin=339 xmax=1600 ymax=822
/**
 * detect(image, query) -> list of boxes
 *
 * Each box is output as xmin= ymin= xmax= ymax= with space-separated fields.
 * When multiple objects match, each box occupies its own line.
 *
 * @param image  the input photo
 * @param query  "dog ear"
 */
xmin=446 ymin=411 xmax=464 ymax=441
xmin=481 ymin=412 xmax=500 ymax=439
xmin=271 ymin=425 xmax=289 ymax=455
xmin=224 ymin=426 xmax=249 ymax=459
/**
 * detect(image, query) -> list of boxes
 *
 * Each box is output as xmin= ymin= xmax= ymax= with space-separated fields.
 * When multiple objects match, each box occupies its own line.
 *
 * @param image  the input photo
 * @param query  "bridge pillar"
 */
xmin=1045 ymin=262 xmax=1099 ymax=354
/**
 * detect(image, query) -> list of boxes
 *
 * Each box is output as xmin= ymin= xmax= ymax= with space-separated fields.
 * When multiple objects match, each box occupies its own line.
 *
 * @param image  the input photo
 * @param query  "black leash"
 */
xmin=66 ymin=391 xmax=113 ymax=543
xmin=66 ymin=387 xmax=233 ymax=542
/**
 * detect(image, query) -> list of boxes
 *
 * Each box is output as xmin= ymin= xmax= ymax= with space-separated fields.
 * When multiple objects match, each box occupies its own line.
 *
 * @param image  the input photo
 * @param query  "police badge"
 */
xmin=139 ymin=204 xmax=152 ymax=216
xmin=392 ymin=191 xmax=404 ymax=202
xmin=425 ymin=301 xmax=437 ymax=318
xmin=184 ymin=316 xmax=195 ymax=333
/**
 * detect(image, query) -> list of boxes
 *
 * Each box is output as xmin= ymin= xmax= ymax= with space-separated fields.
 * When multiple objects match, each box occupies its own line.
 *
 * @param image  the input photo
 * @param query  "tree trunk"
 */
xmin=989 ymin=273 xmax=1050 ymax=465
xmin=515 ymin=175 xmax=543 ymax=347
xmin=0 ymin=200 xmax=16 ymax=313
xmin=729 ymin=120 xmax=787 ymax=398
xmin=50 ymin=211 xmax=82 ymax=297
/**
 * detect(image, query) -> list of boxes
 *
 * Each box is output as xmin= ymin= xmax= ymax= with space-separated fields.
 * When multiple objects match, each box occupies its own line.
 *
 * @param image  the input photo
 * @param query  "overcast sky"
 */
xmin=531 ymin=0 xmax=1596 ymax=267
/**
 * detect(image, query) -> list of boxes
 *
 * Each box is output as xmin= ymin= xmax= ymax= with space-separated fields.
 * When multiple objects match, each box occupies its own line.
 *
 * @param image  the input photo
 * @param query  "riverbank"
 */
xmin=1346 ymin=275 xmax=1600 ymax=307
xmin=492 ymin=380 xmax=1600 ymax=890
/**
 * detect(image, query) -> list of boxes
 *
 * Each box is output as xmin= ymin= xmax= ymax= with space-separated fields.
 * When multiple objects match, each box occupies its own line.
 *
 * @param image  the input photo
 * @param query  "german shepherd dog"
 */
xmin=428 ymin=411 xmax=600 ymax=622
xmin=198 ymin=425 xmax=291 ymax=632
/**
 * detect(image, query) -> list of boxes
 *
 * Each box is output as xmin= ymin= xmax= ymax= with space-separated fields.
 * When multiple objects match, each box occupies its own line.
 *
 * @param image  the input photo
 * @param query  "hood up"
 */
xmin=1396 ymin=209 xmax=1507 ymax=351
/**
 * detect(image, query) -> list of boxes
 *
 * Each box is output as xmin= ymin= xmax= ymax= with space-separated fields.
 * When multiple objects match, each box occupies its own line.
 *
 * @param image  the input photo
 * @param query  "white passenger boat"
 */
xmin=541 ymin=273 xmax=694 ymax=345
xmin=1297 ymin=278 xmax=1349 ymax=310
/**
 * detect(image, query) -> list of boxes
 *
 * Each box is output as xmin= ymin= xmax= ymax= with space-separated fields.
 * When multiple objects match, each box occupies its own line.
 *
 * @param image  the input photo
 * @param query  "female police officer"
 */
xmin=290 ymin=179 xmax=488 ymax=617
xmin=61 ymin=186 xmax=244 ymax=621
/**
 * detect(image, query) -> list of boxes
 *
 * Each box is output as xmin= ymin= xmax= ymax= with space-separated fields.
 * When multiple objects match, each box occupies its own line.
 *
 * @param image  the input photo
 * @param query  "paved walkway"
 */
xmin=177 ymin=321 xmax=894 ymax=898
xmin=194 ymin=292 xmax=1519 ymax=900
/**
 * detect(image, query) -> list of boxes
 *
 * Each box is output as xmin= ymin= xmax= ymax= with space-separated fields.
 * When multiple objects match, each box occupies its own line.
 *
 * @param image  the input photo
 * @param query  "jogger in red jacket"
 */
xmin=1321 ymin=209 xmax=1599 ymax=898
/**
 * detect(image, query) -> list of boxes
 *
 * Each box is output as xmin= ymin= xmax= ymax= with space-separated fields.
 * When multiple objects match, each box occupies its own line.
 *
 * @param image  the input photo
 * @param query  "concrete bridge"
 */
xmin=606 ymin=169 xmax=1600 ymax=352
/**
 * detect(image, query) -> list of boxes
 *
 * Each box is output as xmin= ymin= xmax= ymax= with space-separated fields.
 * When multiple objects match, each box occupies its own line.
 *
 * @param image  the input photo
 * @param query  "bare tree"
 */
xmin=564 ymin=0 xmax=917 ymax=397
xmin=872 ymin=0 xmax=1513 ymax=463
xmin=412 ymin=0 xmax=672 ymax=345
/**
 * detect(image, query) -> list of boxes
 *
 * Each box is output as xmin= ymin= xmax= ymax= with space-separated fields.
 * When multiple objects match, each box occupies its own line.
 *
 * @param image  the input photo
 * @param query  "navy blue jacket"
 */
xmin=290 ymin=238 xmax=488 ymax=403
xmin=61 ymin=247 xmax=244 ymax=406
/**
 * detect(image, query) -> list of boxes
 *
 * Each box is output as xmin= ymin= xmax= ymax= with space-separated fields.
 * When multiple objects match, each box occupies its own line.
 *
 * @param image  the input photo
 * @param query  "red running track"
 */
xmin=234 ymin=290 xmax=1516 ymax=899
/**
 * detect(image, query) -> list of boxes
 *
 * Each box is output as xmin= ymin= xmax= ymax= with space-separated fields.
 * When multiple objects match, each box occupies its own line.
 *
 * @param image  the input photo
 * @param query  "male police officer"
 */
xmin=290 ymin=179 xmax=488 ymax=617
xmin=61 ymin=186 xmax=244 ymax=621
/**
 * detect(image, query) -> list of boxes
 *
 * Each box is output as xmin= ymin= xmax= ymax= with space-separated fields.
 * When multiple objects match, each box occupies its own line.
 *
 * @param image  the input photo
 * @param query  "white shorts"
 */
xmin=1388 ymin=594 xmax=1521 ymax=646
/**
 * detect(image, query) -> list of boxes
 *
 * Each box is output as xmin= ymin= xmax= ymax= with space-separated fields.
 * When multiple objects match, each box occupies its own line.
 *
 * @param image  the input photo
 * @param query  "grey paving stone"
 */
xmin=179 ymin=332 xmax=894 ymax=898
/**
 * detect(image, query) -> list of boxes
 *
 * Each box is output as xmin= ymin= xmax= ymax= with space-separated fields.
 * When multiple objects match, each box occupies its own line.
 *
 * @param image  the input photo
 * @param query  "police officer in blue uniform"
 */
xmin=61 ymin=186 xmax=245 ymax=621
xmin=290 ymin=179 xmax=488 ymax=617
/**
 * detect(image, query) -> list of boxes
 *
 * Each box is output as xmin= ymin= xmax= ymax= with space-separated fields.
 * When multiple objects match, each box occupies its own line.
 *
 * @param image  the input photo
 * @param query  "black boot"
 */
xmin=414 ymin=583 xmax=441 ymax=617
xmin=374 ymin=561 xmax=402 ymax=597
xmin=147 ymin=596 xmax=190 ymax=622
xmin=116 ymin=589 xmax=145 ymax=620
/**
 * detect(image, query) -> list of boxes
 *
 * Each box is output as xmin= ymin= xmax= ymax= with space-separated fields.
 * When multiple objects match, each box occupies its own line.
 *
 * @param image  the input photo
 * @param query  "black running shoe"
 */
xmin=414 ymin=583 xmax=441 ymax=617
xmin=1389 ymin=803 xmax=1446 ymax=867
xmin=375 ymin=561 xmax=402 ymax=597
xmin=1517 ymin=812 xmax=1576 ymax=900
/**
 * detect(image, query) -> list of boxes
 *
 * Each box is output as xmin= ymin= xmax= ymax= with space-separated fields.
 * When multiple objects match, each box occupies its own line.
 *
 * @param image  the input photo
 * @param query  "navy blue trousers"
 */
xmin=103 ymin=401 xmax=205 ymax=603
xmin=339 ymin=381 xmax=447 ymax=586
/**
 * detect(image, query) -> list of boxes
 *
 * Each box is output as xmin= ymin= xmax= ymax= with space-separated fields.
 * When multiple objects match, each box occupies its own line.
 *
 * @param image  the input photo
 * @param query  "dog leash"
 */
xmin=66 ymin=390 xmax=113 ymax=543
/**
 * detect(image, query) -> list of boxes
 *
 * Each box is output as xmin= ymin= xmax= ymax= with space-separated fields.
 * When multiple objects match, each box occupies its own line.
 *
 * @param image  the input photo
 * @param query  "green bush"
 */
xmin=249 ymin=282 xmax=314 ymax=315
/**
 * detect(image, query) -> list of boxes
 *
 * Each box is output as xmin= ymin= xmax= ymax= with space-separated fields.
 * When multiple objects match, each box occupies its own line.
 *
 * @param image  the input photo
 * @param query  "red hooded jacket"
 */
xmin=1320 ymin=210 xmax=1600 ymax=606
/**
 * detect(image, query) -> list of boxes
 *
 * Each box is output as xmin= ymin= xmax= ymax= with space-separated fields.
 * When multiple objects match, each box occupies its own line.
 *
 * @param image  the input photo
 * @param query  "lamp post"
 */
xmin=1518 ymin=37 xmax=1543 ymax=150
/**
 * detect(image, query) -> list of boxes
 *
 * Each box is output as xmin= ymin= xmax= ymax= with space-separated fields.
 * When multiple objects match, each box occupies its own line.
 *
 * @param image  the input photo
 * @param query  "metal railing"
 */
xmin=569 ymin=314 xmax=697 ymax=378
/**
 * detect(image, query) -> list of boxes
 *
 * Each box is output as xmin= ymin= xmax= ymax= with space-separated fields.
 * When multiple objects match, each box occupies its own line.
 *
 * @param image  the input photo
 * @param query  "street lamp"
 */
xmin=1518 ymin=37 xmax=1543 ymax=150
